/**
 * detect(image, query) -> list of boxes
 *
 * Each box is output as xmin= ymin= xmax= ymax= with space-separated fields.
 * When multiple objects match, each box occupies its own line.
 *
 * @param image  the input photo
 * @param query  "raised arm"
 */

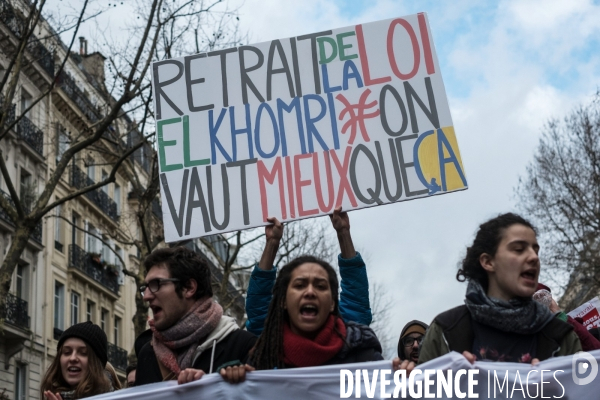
xmin=258 ymin=217 xmax=283 ymax=271
xmin=330 ymin=207 xmax=372 ymax=326
xmin=245 ymin=217 xmax=283 ymax=335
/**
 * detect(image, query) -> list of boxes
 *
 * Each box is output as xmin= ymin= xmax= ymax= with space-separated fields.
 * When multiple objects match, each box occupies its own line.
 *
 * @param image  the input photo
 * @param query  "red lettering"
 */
xmin=387 ymin=18 xmax=420 ymax=80
xmin=313 ymin=151 xmax=334 ymax=212
xmin=257 ymin=158 xmax=286 ymax=221
xmin=355 ymin=24 xmax=391 ymax=86
xmin=284 ymin=156 xmax=296 ymax=218
xmin=330 ymin=146 xmax=358 ymax=208
xmin=418 ymin=13 xmax=435 ymax=75
xmin=294 ymin=154 xmax=319 ymax=217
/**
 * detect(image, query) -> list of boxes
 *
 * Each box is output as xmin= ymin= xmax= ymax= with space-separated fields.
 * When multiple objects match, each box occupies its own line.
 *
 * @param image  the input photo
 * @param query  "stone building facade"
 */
xmin=0 ymin=1 xmax=156 ymax=398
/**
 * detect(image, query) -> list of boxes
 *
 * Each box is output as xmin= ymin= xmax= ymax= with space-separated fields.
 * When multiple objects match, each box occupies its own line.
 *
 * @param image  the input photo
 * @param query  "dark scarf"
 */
xmin=283 ymin=314 xmax=346 ymax=368
xmin=150 ymin=297 xmax=222 ymax=375
xmin=465 ymin=280 xmax=555 ymax=335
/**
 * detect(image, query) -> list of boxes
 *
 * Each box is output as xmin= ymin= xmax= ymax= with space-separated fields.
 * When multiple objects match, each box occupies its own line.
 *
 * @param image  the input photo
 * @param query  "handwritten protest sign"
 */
xmin=568 ymin=297 xmax=600 ymax=330
xmin=152 ymin=13 xmax=467 ymax=242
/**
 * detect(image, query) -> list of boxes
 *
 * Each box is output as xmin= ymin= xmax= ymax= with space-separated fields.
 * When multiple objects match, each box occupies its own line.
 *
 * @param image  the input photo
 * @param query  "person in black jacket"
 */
xmin=135 ymin=247 xmax=256 ymax=386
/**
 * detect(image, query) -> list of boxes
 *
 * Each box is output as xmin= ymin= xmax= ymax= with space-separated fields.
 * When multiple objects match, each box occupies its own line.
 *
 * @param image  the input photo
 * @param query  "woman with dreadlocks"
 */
xmin=246 ymin=255 xmax=384 ymax=371
xmin=220 ymin=255 xmax=385 ymax=383
xmin=219 ymin=208 xmax=412 ymax=383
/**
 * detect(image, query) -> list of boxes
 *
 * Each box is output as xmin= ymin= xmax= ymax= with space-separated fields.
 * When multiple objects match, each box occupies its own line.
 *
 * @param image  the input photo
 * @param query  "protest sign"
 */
xmin=89 ymin=351 xmax=599 ymax=399
xmin=568 ymin=297 xmax=600 ymax=330
xmin=152 ymin=12 xmax=467 ymax=242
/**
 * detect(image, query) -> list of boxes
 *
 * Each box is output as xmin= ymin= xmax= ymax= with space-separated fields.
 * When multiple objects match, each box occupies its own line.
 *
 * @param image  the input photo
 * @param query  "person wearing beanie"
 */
xmin=41 ymin=321 xmax=114 ymax=400
xmin=397 ymin=320 xmax=428 ymax=363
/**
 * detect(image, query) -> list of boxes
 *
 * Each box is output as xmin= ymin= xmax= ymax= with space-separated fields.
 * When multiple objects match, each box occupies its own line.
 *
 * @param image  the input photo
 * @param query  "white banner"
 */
xmin=152 ymin=13 xmax=468 ymax=242
xmin=91 ymin=351 xmax=599 ymax=399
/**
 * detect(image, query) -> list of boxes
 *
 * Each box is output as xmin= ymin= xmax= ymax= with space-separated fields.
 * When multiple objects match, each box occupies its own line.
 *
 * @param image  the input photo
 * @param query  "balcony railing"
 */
xmin=108 ymin=343 xmax=128 ymax=371
xmin=70 ymin=165 xmax=119 ymax=221
xmin=0 ymin=0 xmax=104 ymax=125
xmin=0 ymin=0 xmax=55 ymax=77
xmin=1 ymin=292 xmax=30 ymax=330
xmin=16 ymin=113 xmax=43 ymax=156
xmin=0 ymin=99 xmax=44 ymax=158
xmin=69 ymin=244 xmax=119 ymax=294
xmin=0 ymin=189 xmax=42 ymax=243
xmin=58 ymin=71 xmax=101 ymax=123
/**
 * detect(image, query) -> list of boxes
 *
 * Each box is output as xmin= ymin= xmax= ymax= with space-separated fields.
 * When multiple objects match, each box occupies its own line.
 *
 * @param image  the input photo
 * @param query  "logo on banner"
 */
xmin=572 ymin=351 xmax=598 ymax=385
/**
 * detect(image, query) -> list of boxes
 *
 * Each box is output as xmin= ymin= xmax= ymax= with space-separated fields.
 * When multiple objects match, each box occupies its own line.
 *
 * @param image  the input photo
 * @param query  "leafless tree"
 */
xmin=516 ymin=92 xmax=600 ymax=309
xmin=0 ymin=0 xmax=245 ymax=334
xmin=369 ymin=280 xmax=394 ymax=358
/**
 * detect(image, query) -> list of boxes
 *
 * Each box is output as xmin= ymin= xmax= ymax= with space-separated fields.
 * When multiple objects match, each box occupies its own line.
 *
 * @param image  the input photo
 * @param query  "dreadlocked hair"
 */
xmin=248 ymin=255 xmax=344 ymax=370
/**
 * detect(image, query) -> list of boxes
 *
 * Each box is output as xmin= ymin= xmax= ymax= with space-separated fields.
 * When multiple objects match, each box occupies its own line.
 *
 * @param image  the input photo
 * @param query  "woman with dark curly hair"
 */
xmin=418 ymin=213 xmax=581 ymax=364
xmin=41 ymin=322 xmax=116 ymax=400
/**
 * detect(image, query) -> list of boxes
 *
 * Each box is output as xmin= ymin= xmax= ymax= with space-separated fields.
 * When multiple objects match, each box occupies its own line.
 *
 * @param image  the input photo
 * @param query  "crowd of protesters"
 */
xmin=40 ymin=210 xmax=600 ymax=399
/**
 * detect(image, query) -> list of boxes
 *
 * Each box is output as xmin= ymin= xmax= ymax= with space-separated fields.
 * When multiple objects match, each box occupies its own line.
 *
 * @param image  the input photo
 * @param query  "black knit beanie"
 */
xmin=58 ymin=321 xmax=108 ymax=366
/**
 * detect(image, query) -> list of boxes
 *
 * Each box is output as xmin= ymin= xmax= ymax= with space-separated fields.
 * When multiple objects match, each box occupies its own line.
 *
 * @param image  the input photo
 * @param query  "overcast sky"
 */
xmin=68 ymin=0 xmax=600 ymax=356
xmin=226 ymin=0 xmax=600 ymax=355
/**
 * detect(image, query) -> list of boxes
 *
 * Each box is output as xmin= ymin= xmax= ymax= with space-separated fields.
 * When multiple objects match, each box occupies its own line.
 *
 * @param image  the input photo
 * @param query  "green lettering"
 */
xmin=183 ymin=115 xmax=210 ymax=167
xmin=157 ymin=117 xmax=183 ymax=172
xmin=337 ymin=31 xmax=357 ymax=61
xmin=317 ymin=37 xmax=337 ymax=64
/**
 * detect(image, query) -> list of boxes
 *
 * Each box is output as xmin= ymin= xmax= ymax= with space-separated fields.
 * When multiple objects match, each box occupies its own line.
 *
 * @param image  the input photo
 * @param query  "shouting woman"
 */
xmin=418 ymin=213 xmax=581 ymax=364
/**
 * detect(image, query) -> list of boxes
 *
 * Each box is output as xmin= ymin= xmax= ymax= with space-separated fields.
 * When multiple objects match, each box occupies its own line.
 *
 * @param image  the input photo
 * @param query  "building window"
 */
xmin=101 ymin=236 xmax=110 ymax=263
xmin=54 ymin=281 xmax=65 ymax=331
xmin=54 ymin=204 xmax=63 ymax=252
xmin=114 ymin=184 xmax=121 ymax=215
xmin=86 ymin=300 xmax=95 ymax=322
xmin=86 ymin=158 xmax=95 ymax=182
xmin=20 ymin=89 xmax=32 ymax=117
xmin=71 ymin=291 xmax=80 ymax=326
xmin=19 ymin=170 xmax=34 ymax=211
xmin=101 ymin=170 xmax=108 ymax=194
xmin=71 ymin=213 xmax=80 ymax=247
xmin=16 ymin=264 xmax=26 ymax=299
xmin=100 ymin=308 xmax=107 ymax=332
xmin=114 ymin=316 xmax=121 ymax=346
xmin=56 ymin=124 xmax=70 ymax=162
xmin=86 ymin=222 xmax=100 ymax=254
xmin=115 ymin=246 xmax=124 ymax=285
xmin=15 ymin=363 xmax=27 ymax=400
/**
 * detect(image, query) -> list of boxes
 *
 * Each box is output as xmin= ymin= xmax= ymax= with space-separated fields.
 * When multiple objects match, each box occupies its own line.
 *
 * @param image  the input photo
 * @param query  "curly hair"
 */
xmin=143 ymin=246 xmax=213 ymax=299
xmin=456 ymin=213 xmax=536 ymax=290
xmin=248 ymin=255 xmax=344 ymax=370
xmin=40 ymin=341 xmax=111 ymax=399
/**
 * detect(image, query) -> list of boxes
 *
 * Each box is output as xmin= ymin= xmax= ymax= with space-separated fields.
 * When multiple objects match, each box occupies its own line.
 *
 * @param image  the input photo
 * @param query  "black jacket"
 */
xmin=135 ymin=328 xmax=257 ymax=386
xmin=434 ymin=305 xmax=575 ymax=361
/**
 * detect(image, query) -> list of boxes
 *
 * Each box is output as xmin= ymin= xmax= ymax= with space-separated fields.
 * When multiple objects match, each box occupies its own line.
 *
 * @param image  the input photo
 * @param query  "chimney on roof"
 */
xmin=79 ymin=36 xmax=87 ymax=55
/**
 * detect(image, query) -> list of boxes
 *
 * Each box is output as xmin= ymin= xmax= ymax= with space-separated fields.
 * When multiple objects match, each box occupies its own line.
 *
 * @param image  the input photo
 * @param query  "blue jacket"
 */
xmin=245 ymin=252 xmax=372 ymax=335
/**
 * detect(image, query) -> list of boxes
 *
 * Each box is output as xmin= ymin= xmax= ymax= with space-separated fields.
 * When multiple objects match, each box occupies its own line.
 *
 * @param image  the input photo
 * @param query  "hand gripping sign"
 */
xmin=152 ymin=13 xmax=468 ymax=242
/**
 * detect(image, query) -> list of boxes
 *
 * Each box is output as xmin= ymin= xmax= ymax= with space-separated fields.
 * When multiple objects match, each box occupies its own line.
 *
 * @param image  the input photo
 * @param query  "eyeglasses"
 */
xmin=402 ymin=336 xmax=423 ymax=347
xmin=139 ymin=278 xmax=180 ymax=295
